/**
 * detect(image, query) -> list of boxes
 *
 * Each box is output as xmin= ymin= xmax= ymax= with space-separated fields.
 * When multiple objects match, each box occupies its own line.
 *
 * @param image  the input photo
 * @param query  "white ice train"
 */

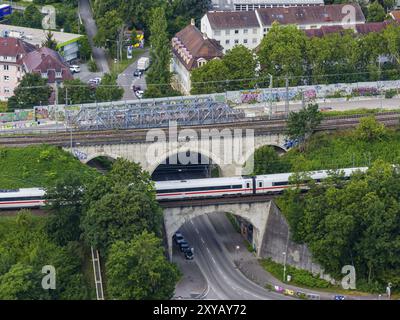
xmin=154 ymin=167 xmax=368 ymax=200
xmin=0 ymin=167 xmax=368 ymax=209
xmin=0 ymin=188 xmax=46 ymax=209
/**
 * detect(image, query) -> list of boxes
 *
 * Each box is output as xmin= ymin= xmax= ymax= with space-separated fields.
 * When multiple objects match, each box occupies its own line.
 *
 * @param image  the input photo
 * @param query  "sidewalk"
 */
xmin=172 ymin=244 xmax=208 ymax=300
xmin=207 ymin=213 xmax=384 ymax=300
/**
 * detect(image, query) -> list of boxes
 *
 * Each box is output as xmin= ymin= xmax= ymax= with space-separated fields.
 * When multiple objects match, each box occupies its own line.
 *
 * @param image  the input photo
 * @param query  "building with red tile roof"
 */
xmin=171 ymin=20 xmax=224 ymax=94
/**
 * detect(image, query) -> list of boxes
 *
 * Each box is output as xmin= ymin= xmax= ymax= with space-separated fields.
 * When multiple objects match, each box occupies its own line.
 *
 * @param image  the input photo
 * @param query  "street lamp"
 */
xmin=283 ymin=251 xmax=287 ymax=282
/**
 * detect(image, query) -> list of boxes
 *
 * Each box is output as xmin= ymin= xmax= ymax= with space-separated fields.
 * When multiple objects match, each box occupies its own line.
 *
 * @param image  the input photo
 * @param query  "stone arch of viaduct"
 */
xmin=68 ymin=132 xmax=288 ymax=177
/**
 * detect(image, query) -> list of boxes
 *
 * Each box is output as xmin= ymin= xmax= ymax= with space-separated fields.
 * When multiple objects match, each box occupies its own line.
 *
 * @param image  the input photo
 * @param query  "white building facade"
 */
xmin=201 ymin=4 xmax=366 ymax=52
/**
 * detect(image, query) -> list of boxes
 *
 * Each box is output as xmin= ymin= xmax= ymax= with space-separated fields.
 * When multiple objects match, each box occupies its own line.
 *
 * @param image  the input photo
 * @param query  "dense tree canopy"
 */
xmin=279 ymin=160 xmax=400 ymax=291
xmin=0 ymin=211 xmax=90 ymax=300
xmin=191 ymin=45 xmax=256 ymax=94
xmin=81 ymin=159 xmax=163 ymax=254
xmin=7 ymin=73 xmax=52 ymax=111
xmin=106 ymin=231 xmax=180 ymax=300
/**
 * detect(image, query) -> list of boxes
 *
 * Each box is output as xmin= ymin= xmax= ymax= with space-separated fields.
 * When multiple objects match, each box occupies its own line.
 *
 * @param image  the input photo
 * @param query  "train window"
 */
xmin=258 ymin=181 xmax=263 ymax=188
xmin=246 ymin=182 xmax=250 ymax=189
xmin=272 ymin=181 xmax=289 ymax=186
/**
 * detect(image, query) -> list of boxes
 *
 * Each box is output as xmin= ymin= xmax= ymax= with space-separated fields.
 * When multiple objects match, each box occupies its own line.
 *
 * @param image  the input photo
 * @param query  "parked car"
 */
xmin=184 ymin=248 xmax=194 ymax=260
xmin=135 ymin=89 xmax=144 ymax=99
xmin=179 ymin=241 xmax=190 ymax=252
xmin=174 ymin=232 xmax=185 ymax=245
xmin=133 ymin=69 xmax=143 ymax=77
xmin=132 ymin=85 xmax=141 ymax=92
xmin=69 ymin=65 xmax=81 ymax=73
xmin=88 ymin=77 xmax=101 ymax=87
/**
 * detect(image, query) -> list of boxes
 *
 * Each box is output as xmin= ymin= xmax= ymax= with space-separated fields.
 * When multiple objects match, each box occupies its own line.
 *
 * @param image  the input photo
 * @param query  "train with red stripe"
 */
xmin=0 ymin=167 xmax=368 ymax=209
xmin=155 ymin=167 xmax=368 ymax=200
xmin=0 ymin=188 xmax=46 ymax=209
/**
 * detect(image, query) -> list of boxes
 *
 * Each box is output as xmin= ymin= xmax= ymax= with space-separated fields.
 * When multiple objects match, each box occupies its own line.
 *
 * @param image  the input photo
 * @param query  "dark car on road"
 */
xmin=174 ymin=232 xmax=185 ymax=245
xmin=133 ymin=69 xmax=143 ymax=77
xmin=184 ymin=248 xmax=194 ymax=260
xmin=179 ymin=241 xmax=190 ymax=252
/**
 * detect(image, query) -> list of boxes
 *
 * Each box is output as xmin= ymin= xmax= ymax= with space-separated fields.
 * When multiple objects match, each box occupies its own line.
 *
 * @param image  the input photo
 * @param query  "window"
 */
xmin=225 ymin=29 xmax=230 ymax=35
xmin=215 ymin=30 xmax=221 ymax=36
xmin=246 ymin=182 xmax=251 ymax=189
xmin=234 ymin=29 xmax=239 ymax=34
xmin=253 ymin=28 xmax=257 ymax=34
xmin=234 ymin=39 xmax=239 ymax=44
xmin=258 ymin=181 xmax=263 ymax=188
xmin=55 ymin=71 xmax=62 ymax=78
xmin=263 ymin=28 xmax=267 ymax=32
xmin=4 ymin=87 xmax=10 ymax=94
xmin=3 ymin=75 xmax=9 ymax=81
xmin=252 ymin=38 xmax=257 ymax=44
xmin=243 ymin=29 xmax=248 ymax=34
xmin=225 ymin=39 xmax=230 ymax=44
xmin=41 ymin=72 xmax=48 ymax=79
xmin=3 ymin=65 xmax=9 ymax=71
xmin=243 ymin=39 xmax=248 ymax=44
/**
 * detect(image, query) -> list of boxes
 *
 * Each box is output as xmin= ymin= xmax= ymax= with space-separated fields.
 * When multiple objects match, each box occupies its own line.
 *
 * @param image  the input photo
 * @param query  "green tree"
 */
xmin=106 ymin=231 xmax=180 ymax=299
xmin=58 ymin=79 xmax=95 ymax=105
xmin=286 ymin=103 xmax=322 ymax=150
xmin=42 ymin=31 xmax=58 ymax=50
xmin=0 ymin=263 xmax=36 ymax=300
xmin=355 ymin=116 xmax=387 ymax=141
xmin=253 ymin=145 xmax=290 ymax=175
xmin=145 ymin=7 xmax=174 ymax=98
xmin=81 ymin=159 xmax=163 ymax=254
xmin=45 ymin=172 xmax=85 ymax=246
xmin=7 ymin=73 xmax=52 ymax=111
xmin=23 ymin=4 xmax=42 ymax=28
xmin=258 ymin=23 xmax=308 ymax=86
xmin=94 ymin=10 xmax=124 ymax=53
xmin=78 ymin=36 xmax=92 ymax=61
xmin=94 ymin=74 xmax=124 ymax=102
xmin=190 ymin=59 xmax=230 ymax=94
xmin=367 ymin=1 xmax=386 ymax=22
xmin=279 ymin=161 xmax=400 ymax=288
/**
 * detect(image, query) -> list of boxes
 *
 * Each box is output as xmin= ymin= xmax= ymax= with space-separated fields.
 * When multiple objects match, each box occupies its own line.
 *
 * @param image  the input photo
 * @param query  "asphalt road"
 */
xmin=179 ymin=215 xmax=291 ymax=300
xmin=79 ymin=0 xmax=110 ymax=73
xmin=117 ymin=50 xmax=149 ymax=100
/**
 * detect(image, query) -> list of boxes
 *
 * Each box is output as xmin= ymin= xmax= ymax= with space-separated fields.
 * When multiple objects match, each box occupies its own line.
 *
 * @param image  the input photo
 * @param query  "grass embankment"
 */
xmin=256 ymin=129 xmax=400 ymax=173
xmin=322 ymin=108 xmax=400 ymax=118
xmin=260 ymin=258 xmax=332 ymax=289
xmin=0 ymin=145 xmax=98 ymax=188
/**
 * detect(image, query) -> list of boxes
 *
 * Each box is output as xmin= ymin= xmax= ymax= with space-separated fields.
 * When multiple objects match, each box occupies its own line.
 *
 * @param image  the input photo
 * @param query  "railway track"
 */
xmin=0 ymin=112 xmax=399 ymax=147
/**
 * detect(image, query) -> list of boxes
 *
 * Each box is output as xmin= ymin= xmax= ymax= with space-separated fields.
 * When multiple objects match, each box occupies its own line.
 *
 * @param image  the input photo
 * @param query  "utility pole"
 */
xmin=285 ymin=76 xmax=289 ymax=116
xmin=268 ymin=73 xmax=273 ymax=119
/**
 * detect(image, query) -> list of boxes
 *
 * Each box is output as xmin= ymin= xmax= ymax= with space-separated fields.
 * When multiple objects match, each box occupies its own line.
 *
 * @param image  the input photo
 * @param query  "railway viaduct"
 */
xmin=65 ymin=131 xmax=288 ymax=177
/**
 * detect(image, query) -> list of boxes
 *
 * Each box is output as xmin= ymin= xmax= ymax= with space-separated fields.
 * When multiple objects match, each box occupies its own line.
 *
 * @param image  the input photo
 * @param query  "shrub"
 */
xmin=355 ymin=116 xmax=387 ymax=141
xmin=384 ymin=89 xmax=397 ymax=99
xmin=88 ymin=59 xmax=98 ymax=72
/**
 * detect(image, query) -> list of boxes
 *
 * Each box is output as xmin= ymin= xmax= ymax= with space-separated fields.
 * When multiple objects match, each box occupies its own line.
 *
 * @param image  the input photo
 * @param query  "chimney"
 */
xmin=203 ymin=32 xmax=208 ymax=40
xmin=191 ymin=18 xmax=195 ymax=26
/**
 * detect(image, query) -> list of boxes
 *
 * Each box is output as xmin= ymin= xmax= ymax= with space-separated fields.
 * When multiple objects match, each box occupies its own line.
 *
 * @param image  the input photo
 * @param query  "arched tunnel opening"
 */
xmin=152 ymin=152 xmax=220 ymax=181
xmin=172 ymin=212 xmax=255 ymax=264
xmin=86 ymin=156 xmax=115 ymax=174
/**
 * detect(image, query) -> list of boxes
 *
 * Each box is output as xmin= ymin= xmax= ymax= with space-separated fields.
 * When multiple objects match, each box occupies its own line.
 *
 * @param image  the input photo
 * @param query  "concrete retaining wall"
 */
xmin=259 ymin=201 xmax=336 ymax=283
